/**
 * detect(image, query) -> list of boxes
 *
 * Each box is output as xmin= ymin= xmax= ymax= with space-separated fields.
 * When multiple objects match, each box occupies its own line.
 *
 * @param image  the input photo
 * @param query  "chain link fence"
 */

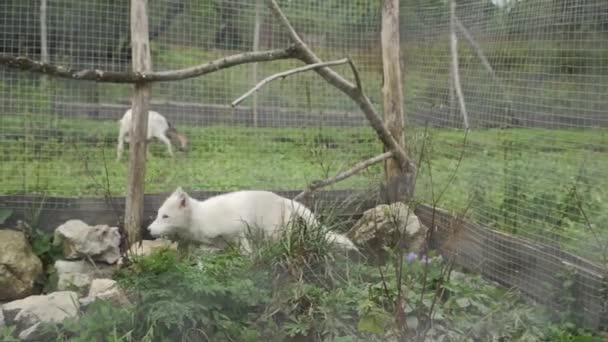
xmin=0 ymin=0 xmax=607 ymax=331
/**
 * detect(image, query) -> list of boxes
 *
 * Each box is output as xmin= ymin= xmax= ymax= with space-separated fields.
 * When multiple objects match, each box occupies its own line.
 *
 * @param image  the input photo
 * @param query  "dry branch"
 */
xmin=294 ymin=152 xmax=394 ymax=202
xmin=0 ymin=47 xmax=297 ymax=83
xmin=454 ymin=16 xmax=515 ymax=115
xmin=232 ymin=58 xmax=349 ymax=107
xmin=266 ymin=0 xmax=413 ymax=174
xmin=449 ymin=0 xmax=470 ymax=129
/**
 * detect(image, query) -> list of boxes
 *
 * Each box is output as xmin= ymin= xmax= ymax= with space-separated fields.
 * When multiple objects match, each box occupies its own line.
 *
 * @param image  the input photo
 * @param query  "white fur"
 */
xmin=116 ymin=109 xmax=178 ymax=161
xmin=147 ymin=188 xmax=358 ymax=254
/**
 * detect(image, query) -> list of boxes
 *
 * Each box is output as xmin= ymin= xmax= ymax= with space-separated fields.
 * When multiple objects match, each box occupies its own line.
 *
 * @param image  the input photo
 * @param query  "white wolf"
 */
xmin=116 ymin=109 xmax=188 ymax=161
xmin=147 ymin=188 xmax=358 ymax=254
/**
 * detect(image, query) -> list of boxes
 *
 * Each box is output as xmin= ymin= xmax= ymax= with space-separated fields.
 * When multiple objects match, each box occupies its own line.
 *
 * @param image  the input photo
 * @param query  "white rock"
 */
xmin=0 ymin=307 xmax=5 ymax=329
xmin=0 ymin=230 xmax=43 ymax=301
xmin=54 ymin=260 xmax=116 ymax=294
xmin=2 ymin=291 xmax=79 ymax=333
xmin=347 ymin=203 xmax=428 ymax=255
xmin=128 ymin=239 xmax=177 ymax=258
xmin=54 ymin=220 xmax=121 ymax=264
xmin=118 ymin=239 xmax=178 ymax=265
xmin=80 ymin=279 xmax=130 ymax=308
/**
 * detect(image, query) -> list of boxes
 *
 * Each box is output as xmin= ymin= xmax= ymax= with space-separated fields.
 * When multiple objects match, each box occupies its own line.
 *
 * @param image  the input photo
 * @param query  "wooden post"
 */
xmin=381 ymin=0 xmax=412 ymax=203
xmin=125 ymin=0 xmax=152 ymax=247
xmin=39 ymin=0 xmax=49 ymax=65
xmin=39 ymin=0 xmax=54 ymax=124
xmin=251 ymin=0 xmax=262 ymax=127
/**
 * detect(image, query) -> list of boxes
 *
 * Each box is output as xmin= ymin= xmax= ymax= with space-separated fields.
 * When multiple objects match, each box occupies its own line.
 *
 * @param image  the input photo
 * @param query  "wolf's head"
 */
xmin=165 ymin=124 xmax=189 ymax=151
xmin=148 ymin=187 xmax=192 ymax=238
xmin=175 ymin=133 xmax=189 ymax=151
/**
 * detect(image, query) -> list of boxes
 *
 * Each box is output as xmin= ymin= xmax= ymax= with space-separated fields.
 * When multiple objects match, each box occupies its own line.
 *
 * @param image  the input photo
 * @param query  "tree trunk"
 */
xmin=381 ymin=0 xmax=413 ymax=203
xmin=125 ymin=0 xmax=152 ymax=248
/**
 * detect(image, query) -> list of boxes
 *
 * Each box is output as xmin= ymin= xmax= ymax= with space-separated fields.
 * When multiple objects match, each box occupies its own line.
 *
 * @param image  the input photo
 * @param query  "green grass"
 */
xmin=0 ymin=113 xmax=383 ymax=196
xmin=2 ymin=111 xmax=607 ymax=262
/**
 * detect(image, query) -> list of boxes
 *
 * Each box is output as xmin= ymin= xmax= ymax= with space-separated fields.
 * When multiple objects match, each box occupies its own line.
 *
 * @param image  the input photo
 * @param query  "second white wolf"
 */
xmin=147 ymin=188 xmax=358 ymax=254
xmin=116 ymin=109 xmax=188 ymax=161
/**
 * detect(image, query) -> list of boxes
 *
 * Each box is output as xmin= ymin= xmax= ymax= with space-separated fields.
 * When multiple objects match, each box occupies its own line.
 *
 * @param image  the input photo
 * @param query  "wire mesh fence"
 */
xmin=0 ymin=0 xmax=607 ymax=331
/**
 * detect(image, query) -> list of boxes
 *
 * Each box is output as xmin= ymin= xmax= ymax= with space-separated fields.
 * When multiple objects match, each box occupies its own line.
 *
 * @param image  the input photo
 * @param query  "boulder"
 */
xmin=79 ymin=279 xmax=130 ymax=308
xmin=0 ymin=230 xmax=43 ymax=301
xmin=2 ymin=291 xmax=79 ymax=339
xmin=347 ymin=203 xmax=428 ymax=260
xmin=54 ymin=260 xmax=117 ymax=294
xmin=54 ymin=220 xmax=121 ymax=264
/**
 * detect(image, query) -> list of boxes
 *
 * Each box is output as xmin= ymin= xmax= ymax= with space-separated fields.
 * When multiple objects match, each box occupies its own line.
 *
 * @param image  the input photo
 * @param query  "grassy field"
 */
xmin=1 ymin=112 xmax=607 ymax=262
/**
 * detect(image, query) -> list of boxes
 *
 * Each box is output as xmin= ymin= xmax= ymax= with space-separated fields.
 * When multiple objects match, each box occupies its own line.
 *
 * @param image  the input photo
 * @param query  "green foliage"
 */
xmin=0 ymin=326 xmax=20 ymax=342
xmin=33 ymin=241 xmax=603 ymax=342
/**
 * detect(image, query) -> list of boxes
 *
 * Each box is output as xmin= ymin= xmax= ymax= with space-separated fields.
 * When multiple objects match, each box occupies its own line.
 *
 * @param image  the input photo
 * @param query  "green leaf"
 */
xmin=357 ymin=308 xmax=390 ymax=335
xmin=0 ymin=208 xmax=12 ymax=225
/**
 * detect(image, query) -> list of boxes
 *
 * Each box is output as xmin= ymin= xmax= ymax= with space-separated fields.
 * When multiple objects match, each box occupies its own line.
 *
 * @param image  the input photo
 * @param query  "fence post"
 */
xmin=251 ymin=0 xmax=262 ymax=127
xmin=125 ymin=0 xmax=152 ymax=248
xmin=381 ymin=0 xmax=411 ymax=203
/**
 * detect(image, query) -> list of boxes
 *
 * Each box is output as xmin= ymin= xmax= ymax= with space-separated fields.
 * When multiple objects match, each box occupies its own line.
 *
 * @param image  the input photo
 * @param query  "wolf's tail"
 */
xmin=290 ymin=200 xmax=358 ymax=252
xmin=324 ymin=231 xmax=358 ymax=251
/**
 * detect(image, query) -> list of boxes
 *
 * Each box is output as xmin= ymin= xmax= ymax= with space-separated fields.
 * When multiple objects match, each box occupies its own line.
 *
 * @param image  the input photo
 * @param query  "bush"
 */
xmin=32 ymin=230 xmax=603 ymax=341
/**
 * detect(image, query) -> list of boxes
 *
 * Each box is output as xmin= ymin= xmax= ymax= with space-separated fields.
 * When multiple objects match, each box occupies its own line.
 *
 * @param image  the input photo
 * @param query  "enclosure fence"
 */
xmin=1 ymin=0 xmax=607 ymax=331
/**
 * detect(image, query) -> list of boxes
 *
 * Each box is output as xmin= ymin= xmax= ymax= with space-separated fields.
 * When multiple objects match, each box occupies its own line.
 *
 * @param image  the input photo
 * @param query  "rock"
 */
xmin=2 ymin=291 xmax=79 ymax=336
xmin=117 ymin=239 xmax=178 ymax=266
xmin=0 ymin=230 xmax=43 ymax=301
xmin=80 ymin=279 xmax=130 ymax=308
xmin=129 ymin=239 xmax=177 ymax=258
xmin=54 ymin=260 xmax=117 ymax=294
xmin=54 ymin=220 xmax=121 ymax=264
xmin=347 ymin=203 xmax=428 ymax=260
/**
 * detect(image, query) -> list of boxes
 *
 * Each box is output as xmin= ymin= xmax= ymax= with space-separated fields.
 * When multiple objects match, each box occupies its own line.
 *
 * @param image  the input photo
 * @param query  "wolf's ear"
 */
xmin=179 ymin=196 xmax=187 ymax=209
xmin=173 ymin=187 xmax=188 ymax=208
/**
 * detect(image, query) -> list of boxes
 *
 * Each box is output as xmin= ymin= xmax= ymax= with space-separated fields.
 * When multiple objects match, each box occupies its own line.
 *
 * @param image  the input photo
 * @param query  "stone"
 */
xmin=0 ymin=230 xmax=43 ymax=301
xmin=2 ymin=291 xmax=79 ymax=335
xmin=80 ymin=279 xmax=130 ymax=308
xmin=347 ymin=203 xmax=428 ymax=260
xmin=54 ymin=220 xmax=121 ymax=264
xmin=128 ymin=238 xmax=177 ymax=258
xmin=54 ymin=260 xmax=117 ymax=294
xmin=117 ymin=238 xmax=178 ymax=266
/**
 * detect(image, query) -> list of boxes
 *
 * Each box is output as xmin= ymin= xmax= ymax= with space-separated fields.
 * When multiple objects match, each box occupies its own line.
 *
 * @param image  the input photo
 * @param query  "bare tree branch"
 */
xmin=266 ymin=0 xmax=414 ymax=174
xmin=347 ymin=57 xmax=363 ymax=91
xmin=232 ymin=58 xmax=349 ymax=107
xmin=0 ymin=47 xmax=297 ymax=83
xmin=454 ymin=15 xmax=516 ymax=124
xmin=450 ymin=0 xmax=470 ymax=129
xmin=294 ymin=152 xmax=393 ymax=201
